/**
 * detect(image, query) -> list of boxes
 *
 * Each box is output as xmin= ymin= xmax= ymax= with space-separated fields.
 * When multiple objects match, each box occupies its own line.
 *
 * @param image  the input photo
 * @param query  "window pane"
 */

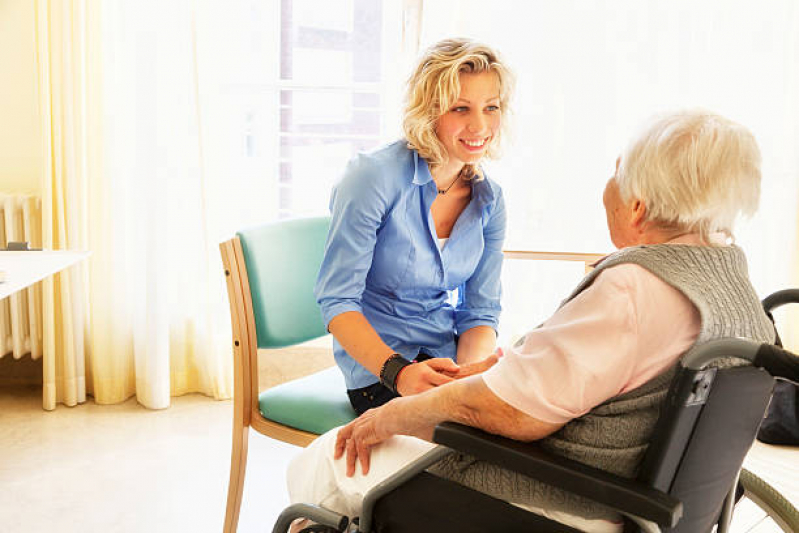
xmin=278 ymin=0 xmax=386 ymax=218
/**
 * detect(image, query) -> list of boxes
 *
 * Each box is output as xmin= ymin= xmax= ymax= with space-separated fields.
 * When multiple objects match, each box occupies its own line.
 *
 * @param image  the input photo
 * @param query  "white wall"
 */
xmin=0 ymin=0 xmax=42 ymax=195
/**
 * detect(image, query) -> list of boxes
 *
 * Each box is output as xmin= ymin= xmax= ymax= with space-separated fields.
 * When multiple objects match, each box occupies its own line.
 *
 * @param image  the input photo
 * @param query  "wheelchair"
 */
xmin=272 ymin=290 xmax=799 ymax=533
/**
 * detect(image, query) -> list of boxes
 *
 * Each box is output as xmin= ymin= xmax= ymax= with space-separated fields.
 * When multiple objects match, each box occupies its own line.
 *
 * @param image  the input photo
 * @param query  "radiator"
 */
xmin=0 ymin=195 xmax=43 ymax=359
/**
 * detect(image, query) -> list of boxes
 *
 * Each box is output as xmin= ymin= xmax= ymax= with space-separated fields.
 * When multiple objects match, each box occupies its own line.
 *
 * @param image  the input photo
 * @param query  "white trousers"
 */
xmin=287 ymin=429 xmax=436 ymax=519
xmin=286 ymin=427 xmax=622 ymax=533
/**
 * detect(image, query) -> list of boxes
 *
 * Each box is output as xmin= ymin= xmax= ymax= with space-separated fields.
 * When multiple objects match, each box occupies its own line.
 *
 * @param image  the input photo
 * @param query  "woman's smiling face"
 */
xmin=434 ymin=70 xmax=501 ymax=172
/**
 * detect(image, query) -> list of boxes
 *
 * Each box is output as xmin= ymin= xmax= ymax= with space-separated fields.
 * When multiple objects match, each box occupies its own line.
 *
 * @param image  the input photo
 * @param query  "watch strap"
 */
xmin=379 ymin=353 xmax=412 ymax=394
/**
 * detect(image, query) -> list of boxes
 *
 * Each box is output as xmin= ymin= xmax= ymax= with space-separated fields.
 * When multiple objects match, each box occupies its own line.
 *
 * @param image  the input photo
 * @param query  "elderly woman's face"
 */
xmin=603 ymin=158 xmax=637 ymax=249
xmin=435 ymin=71 xmax=501 ymax=170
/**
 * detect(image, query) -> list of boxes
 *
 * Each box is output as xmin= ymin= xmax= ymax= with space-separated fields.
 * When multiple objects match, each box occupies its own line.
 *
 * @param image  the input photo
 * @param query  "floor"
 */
xmin=1 ymin=348 xmax=798 ymax=533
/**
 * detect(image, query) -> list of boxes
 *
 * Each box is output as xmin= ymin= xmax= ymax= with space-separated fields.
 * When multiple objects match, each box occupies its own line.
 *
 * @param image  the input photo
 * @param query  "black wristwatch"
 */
xmin=379 ymin=354 xmax=413 ymax=394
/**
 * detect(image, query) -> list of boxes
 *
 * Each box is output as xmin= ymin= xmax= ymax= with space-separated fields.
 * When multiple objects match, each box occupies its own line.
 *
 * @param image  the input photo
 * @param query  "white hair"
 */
xmin=617 ymin=110 xmax=761 ymax=240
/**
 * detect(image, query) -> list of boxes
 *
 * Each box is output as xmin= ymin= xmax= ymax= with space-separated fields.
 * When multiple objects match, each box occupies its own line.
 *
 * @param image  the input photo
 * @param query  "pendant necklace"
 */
xmin=437 ymin=174 xmax=461 ymax=195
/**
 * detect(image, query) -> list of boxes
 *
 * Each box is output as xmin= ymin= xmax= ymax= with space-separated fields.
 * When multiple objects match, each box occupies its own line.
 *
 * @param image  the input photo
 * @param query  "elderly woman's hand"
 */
xmin=334 ymin=402 xmax=397 ymax=477
xmin=451 ymin=352 xmax=500 ymax=378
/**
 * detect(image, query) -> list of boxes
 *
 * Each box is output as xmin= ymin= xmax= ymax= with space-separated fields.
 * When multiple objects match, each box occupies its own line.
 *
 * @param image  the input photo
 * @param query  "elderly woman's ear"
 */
xmin=630 ymin=199 xmax=647 ymax=231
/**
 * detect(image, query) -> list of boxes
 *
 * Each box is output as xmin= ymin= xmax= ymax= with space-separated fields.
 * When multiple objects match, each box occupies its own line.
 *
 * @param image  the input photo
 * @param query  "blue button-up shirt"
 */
xmin=315 ymin=140 xmax=506 ymax=389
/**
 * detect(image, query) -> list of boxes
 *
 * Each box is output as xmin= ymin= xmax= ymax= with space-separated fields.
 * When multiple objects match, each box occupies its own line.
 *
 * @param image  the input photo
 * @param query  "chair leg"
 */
xmin=224 ymin=423 xmax=250 ymax=533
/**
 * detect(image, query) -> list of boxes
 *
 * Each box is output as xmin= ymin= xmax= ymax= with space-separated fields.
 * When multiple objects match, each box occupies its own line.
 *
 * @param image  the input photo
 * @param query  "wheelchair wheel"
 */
xmin=733 ymin=469 xmax=799 ymax=532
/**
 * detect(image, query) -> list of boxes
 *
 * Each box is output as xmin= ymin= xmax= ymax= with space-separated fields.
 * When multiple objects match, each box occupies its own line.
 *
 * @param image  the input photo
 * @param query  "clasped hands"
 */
xmin=335 ymin=351 xmax=501 ymax=477
xmin=395 ymin=351 xmax=500 ymax=396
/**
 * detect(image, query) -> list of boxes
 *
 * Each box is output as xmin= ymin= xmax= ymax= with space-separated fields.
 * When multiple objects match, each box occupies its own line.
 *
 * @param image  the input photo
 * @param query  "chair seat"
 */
xmin=259 ymin=366 xmax=358 ymax=434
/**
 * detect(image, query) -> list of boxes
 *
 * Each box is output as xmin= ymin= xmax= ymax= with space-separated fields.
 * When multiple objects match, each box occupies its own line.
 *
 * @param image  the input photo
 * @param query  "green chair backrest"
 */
xmin=237 ymin=217 xmax=330 ymax=348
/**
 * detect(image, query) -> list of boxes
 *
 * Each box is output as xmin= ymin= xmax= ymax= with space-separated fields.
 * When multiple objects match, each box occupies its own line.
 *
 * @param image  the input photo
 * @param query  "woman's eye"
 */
xmin=486 ymin=105 xmax=500 ymax=112
xmin=452 ymin=106 xmax=468 ymax=113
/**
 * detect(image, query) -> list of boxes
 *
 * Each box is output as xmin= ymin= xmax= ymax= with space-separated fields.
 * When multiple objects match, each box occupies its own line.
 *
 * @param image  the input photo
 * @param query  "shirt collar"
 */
xmin=412 ymin=151 xmax=434 ymax=186
xmin=412 ymin=150 xmax=498 ymax=207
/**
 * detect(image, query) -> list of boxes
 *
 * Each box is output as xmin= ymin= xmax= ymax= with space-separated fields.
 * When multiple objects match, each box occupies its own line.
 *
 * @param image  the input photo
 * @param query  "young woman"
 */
xmin=315 ymin=39 xmax=514 ymax=414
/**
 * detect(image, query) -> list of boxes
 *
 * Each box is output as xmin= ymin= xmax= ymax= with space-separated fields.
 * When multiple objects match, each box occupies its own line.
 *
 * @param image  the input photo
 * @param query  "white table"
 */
xmin=0 ymin=251 xmax=90 ymax=300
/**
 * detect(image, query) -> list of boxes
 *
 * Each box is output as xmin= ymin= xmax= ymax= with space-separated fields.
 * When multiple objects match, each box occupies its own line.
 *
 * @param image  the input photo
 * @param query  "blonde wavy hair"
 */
xmin=403 ymin=38 xmax=514 ymax=179
xmin=617 ymin=110 xmax=762 ymax=241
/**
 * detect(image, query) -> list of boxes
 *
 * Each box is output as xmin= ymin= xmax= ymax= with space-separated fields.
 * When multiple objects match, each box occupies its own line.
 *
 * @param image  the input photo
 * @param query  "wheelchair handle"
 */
xmin=681 ymin=338 xmax=761 ymax=370
xmin=762 ymin=288 xmax=799 ymax=313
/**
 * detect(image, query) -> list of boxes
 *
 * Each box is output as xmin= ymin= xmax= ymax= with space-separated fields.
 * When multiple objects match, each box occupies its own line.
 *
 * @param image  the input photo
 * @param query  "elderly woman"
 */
xmin=288 ymin=110 xmax=775 ymax=532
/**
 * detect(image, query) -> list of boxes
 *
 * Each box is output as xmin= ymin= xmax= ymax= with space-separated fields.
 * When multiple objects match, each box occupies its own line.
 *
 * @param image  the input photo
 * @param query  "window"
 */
xmin=277 ymin=0 xmax=386 ymax=217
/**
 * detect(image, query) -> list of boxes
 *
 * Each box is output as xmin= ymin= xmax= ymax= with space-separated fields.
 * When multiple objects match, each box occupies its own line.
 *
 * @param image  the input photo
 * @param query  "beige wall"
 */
xmin=0 ymin=0 xmax=42 ymax=195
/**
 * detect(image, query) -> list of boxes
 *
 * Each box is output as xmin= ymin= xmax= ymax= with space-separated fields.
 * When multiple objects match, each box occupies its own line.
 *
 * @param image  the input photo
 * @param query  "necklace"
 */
xmin=437 ymin=174 xmax=461 ymax=195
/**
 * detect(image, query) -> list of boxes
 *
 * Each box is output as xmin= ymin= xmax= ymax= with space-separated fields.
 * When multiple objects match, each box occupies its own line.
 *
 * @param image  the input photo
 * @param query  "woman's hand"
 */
xmin=395 ymin=358 xmax=458 ymax=396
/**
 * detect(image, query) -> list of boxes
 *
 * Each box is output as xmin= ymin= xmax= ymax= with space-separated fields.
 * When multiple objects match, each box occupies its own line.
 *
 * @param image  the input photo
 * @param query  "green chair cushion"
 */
xmin=259 ymin=366 xmax=358 ymax=435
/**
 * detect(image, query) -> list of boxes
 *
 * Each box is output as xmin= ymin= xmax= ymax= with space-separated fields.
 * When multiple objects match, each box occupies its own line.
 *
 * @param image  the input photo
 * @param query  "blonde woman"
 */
xmin=315 ymin=38 xmax=514 ymax=414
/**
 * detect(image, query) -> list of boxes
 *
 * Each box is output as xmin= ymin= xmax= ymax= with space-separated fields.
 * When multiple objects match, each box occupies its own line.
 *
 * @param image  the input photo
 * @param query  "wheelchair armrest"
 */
xmin=433 ymin=422 xmax=683 ymax=528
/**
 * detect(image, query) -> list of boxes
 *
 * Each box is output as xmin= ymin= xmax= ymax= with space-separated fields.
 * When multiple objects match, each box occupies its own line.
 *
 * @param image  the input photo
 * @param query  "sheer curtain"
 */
xmin=418 ymin=0 xmax=799 ymax=342
xmin=34 ymin=0 xmax=97 ymax=410
xmin=84 ymin=0 xmax=238 ymax=408
xmin=34 ymin=0 xmax=236 ymax=409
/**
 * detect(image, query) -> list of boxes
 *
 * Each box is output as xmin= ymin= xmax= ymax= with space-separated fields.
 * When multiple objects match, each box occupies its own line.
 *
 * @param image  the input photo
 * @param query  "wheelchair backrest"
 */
xmin=637 ymin=362 xmax=774 ymax=532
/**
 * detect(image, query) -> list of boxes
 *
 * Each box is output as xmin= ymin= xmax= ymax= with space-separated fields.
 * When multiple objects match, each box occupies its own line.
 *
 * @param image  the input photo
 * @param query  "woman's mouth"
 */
xmin=460 ymin=138 xmax=488 ymax=152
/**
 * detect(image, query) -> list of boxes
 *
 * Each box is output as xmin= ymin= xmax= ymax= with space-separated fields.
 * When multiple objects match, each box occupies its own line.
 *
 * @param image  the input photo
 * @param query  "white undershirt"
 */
xmin=438 ymin=237 xmax=448 ymax=250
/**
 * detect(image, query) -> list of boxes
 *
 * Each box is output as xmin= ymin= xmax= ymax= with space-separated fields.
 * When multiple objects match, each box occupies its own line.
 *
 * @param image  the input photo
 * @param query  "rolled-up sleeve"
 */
xmin=315 ymin=156 xmax=390 ymax=328
xmin=454 ymin=189 xmax=506 ymax=334
xmin=481 ymin=270 xmax=638 ymax=424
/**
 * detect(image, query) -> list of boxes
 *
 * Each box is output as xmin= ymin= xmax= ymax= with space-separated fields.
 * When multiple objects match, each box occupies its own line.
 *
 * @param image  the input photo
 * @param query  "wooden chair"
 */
xmin=219 ymin=217 xmax=357 ymax=533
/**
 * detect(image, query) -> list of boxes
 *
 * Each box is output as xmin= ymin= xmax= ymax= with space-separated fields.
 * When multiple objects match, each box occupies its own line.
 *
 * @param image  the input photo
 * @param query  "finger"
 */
xmin=345 ymin=438 xmax=358 ymax=477
xmin=458 ymin=354 xmax=499 ymax=377
xmin=357 ymin=441 xmax=371 ymax=475
xmin=426 ymin=358 xmax=459 ymax=371
xmin=334 ymin=426 xmax=351 ymax=459
xmin=478 ymin=353 xmax=499 ymax=370
xmin=495 ymin=347 xmax=504 ymax=358
xmin=427 ymin=370 xmax=455 ymax=387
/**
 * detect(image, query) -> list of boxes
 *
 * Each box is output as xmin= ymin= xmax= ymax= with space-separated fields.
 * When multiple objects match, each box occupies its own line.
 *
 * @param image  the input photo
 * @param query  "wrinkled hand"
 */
xmin=395 ymin=357 xmax=458 ymax=396
xmin=451 ymin=352 xmax=500 ymax=379
xmin=334 ymin=403 xmax=396 ymax=477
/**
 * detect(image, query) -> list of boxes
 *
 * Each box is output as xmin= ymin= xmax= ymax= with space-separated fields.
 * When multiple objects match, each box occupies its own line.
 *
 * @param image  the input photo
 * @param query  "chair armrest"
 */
xmin=433 ymin=422 xmax=683 ymax=528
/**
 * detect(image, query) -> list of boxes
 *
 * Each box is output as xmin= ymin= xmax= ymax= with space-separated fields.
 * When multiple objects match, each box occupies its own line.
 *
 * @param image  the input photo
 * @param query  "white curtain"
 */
xmin=418 ymin=0 xmax=799 ymax=341
xmin=85 ymin=0 xmax=239 ymax=408
xmin=34 ymin=0 xmax=96 ymax=410
xmin=35 ymin=0 xmax=245 ymax=409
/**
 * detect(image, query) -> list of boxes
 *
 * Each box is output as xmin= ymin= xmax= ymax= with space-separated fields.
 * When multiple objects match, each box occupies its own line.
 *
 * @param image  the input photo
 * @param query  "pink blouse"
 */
xmin=482 ymin=237 xmax=720 ymax=424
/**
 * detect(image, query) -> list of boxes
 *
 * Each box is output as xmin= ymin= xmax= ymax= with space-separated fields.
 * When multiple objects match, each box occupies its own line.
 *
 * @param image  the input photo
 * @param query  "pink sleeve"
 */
xmin=482 ymin=267 xmax=640 ymax=424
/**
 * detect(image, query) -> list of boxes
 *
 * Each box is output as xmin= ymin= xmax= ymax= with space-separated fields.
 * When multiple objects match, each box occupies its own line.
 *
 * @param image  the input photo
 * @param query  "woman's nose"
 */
xmin=467 ymin=113 xmax=486 ymax=134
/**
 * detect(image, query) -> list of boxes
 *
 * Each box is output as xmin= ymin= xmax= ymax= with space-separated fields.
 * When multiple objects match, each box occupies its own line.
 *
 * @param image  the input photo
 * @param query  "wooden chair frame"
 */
xmin=219 ymin=236 xmax=606 ymax=533
xmin=220 ymin=236 xmax=319 ymax=533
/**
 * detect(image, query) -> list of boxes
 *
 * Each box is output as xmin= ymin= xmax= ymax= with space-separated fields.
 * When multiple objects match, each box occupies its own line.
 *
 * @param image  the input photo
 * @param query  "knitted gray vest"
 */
xmin=430 ymin=243 xmax=775 ymax=520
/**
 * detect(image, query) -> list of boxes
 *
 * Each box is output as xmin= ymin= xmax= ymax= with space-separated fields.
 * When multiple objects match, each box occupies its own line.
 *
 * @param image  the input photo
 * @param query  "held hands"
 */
xmin=394 ymin=352 xmax=501 ymax=396
xmin=335 ymin=350 xmax=503 ymax=478
xmin=395 ymin=358 xmax=458 ymax=396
